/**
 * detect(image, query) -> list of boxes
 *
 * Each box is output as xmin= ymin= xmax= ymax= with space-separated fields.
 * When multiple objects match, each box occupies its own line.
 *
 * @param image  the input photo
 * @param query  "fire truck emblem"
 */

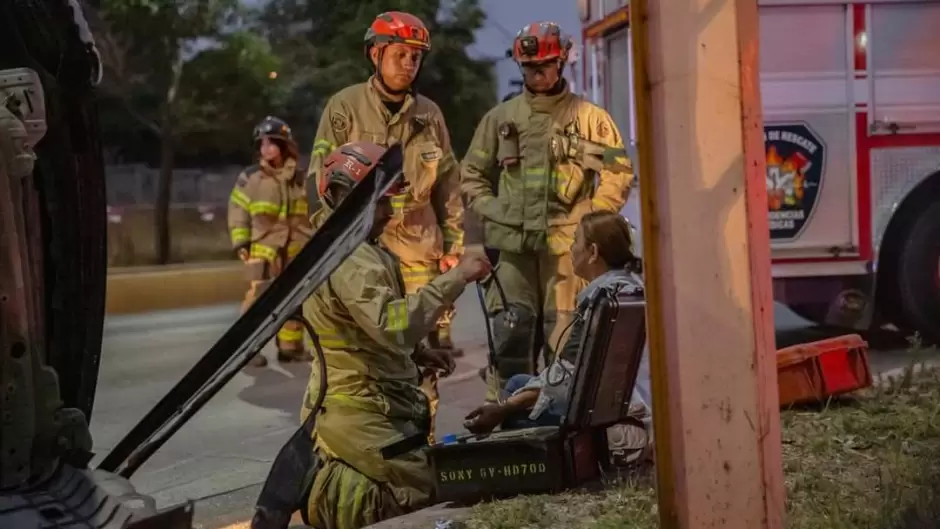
xmin=764 ymin=123 xmax=825 ymax=241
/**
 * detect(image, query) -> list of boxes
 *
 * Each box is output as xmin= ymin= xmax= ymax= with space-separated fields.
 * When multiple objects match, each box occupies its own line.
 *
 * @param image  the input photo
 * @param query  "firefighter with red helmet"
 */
xmin=300 ymin=141 xmax=490 ymax=528
xmin=228 ymin=116 xmax=312 ymax=367
xmin=461 ymin=22 xmax=634 ymax=401
xmin=306 ymin=11 xmax=465 ymax=441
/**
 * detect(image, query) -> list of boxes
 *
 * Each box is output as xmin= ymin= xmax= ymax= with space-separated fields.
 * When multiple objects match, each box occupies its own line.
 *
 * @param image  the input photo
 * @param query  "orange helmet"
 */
xmin=364 ymin=11 xmax=431 ymax=52
xmin=512 ymin=22 xmax=572 ymax=64
xmin=318 ymin=141 xmax=404 ymax=206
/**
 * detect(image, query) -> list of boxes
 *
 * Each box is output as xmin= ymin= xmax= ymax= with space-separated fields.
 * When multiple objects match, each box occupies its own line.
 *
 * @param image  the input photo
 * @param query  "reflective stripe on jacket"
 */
xmin=227 ymin=158 xmax=312 ymax=262
xmin=460 ymin=83 xmax=633 ymax=254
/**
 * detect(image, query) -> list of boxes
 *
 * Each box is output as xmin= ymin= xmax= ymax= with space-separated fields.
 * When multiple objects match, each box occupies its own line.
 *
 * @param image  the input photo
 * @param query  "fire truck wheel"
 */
xmin=895 ymin=200 xmax=940 ymax=344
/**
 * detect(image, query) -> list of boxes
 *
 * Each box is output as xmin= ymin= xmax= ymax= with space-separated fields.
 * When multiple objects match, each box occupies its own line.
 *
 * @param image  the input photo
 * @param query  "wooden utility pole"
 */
xmin=630 ymin=0 xmax=786 ymax=527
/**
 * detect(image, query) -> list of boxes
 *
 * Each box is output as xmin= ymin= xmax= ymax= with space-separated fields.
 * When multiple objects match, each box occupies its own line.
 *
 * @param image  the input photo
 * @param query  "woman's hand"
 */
xmin=463 ymin=403 xmax=507 ymax=435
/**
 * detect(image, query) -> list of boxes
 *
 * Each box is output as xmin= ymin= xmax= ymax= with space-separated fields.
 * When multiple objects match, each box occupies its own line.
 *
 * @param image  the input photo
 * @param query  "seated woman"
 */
xmin=463 ymin=211 xmax=652 ymax=464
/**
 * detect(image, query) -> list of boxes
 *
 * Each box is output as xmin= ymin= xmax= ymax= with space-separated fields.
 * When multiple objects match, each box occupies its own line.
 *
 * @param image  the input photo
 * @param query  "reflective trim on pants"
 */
xmin=242 ymin=278 xmax=305 ymax=354
xmin=306 ymin=456 xmax=404 ymax=529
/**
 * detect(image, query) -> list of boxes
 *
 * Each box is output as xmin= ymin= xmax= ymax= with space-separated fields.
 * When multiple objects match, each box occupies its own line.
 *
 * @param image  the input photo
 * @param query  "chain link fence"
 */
xmin=105 ymin=164 xmax=242 ymax=267
xmin=106 ymin=164 xmax=242 ymax=207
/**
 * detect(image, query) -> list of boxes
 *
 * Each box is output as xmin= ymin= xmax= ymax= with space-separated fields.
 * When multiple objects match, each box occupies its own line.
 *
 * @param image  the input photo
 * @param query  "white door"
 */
xmin=760 ymin=5 xmax=859 ymax=259
xmin=602 ymin=28 xmax=644 ymax=256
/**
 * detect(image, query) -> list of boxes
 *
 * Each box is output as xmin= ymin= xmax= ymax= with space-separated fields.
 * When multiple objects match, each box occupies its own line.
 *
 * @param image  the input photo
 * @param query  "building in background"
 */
xmin=571 ymin=1 xmax=639 ymax=250
xmin=576 ymin=1 xmax=631 ymax=145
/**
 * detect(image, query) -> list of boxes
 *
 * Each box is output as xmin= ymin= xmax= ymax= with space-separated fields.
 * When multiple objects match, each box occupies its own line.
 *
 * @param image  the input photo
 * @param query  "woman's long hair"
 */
xmin=257 ymin=137 xmax=299 ymax=165
xmin=579 ymin=211 xmax=643 ymax=273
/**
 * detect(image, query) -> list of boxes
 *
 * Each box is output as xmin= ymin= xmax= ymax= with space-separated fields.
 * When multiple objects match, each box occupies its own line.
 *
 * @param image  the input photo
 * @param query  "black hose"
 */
xmin=490 ymin=269 xmax=510 ymax=310
xmin=299 ymin=317 xmax=328 ymax=419
xmin=476 ymin=282 xmax=498 ymax=368
xmin=249 ymin=316 xmax=328 ymax=529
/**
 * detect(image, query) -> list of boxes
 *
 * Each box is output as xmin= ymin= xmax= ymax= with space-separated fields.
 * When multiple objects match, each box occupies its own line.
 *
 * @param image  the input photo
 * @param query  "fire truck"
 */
xmin=577 ymin=0 xmax=940 ymax=342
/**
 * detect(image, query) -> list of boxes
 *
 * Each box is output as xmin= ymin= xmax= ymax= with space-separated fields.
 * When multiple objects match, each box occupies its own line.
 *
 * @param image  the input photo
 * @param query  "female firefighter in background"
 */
xmin=228 ymin=116 xmax=313 ymax=367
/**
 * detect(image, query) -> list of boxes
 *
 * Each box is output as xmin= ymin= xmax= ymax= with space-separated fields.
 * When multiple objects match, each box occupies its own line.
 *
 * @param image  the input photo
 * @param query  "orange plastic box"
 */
xmin=776 ymin=334 xmax=873 ymax=407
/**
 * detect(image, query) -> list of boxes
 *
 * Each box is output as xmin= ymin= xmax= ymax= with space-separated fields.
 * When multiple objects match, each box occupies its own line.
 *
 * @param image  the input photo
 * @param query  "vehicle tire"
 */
xmin=895 ymin=200 xmax=940 ymax=344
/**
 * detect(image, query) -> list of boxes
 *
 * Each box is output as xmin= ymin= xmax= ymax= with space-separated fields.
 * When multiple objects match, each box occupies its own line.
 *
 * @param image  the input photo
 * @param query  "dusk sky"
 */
xmin=471 ymin=0 xmax=580 ymax=98
xmin=242 ymin=0 xmax=581 ymax=99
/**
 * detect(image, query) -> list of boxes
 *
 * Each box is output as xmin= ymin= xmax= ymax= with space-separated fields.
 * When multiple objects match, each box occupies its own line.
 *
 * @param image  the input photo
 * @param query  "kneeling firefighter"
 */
xmin=228 ymin=116 xmax=313 ymax=367
xmin=291 ymin=141 xmax=490 ymax=529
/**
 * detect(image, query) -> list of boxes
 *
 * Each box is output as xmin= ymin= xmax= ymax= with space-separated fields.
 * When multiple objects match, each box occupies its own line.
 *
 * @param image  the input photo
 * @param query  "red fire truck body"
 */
xmin=577 ymin=0 xmax=940 ymax=340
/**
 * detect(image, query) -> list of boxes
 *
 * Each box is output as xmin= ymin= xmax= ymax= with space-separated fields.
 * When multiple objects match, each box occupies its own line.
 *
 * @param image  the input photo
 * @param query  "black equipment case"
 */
xmin=428 ymin=286 xmax=647 ymax=502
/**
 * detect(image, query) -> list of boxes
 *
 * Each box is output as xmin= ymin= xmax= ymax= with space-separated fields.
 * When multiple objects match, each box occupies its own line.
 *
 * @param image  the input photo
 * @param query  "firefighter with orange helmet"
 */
xmin=300 ymin=141 xmax=490 ymax=528
xmin=461 ymin=22 xmax=634 ymax=401
xmin=306 ymin=12 xmax=465 ymax=442
xmin=228 ymin=116 xmax=312 ymax=367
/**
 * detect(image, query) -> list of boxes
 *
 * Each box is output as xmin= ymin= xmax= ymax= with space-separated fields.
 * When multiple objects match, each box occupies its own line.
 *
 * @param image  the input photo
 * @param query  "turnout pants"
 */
xmin=399 ymin=259 xmax=453 ymax=444
xmin=240 ymin=257 xmax=304 ymax=355
xmin=483 ymin=250 xmax=585 ymax=402
xmin=304 ymin=405 xmax=433 ymax=529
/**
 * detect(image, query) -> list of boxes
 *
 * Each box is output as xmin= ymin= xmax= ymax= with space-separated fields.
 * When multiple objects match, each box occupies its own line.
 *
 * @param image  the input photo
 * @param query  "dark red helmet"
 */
xmin=318 ymin=141 xmax=404 ymax=205
xmin=364 ymin=11 xmax=431 ymax=52
xmin=512 ymin=22 xmax=572 ymax=64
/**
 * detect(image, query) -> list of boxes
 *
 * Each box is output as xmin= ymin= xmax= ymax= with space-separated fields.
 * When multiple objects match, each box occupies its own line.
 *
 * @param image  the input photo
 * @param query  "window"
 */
xmin=604 ymin=28 xmax=632 ymax=144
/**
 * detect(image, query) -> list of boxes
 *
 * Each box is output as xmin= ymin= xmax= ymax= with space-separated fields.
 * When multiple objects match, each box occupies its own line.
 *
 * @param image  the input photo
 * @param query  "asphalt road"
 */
xmin=90 ymin=296 xmax=927 ymax=528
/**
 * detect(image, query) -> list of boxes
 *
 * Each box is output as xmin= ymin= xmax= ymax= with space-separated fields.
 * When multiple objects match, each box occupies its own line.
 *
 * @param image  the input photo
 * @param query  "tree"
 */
xmin=92 ymin=0 xmax=285 ymax=264
xmin=259 ymin=0 xmax=496 ymax=157
xmin=417 ymin=0 xmax=498 ymax=154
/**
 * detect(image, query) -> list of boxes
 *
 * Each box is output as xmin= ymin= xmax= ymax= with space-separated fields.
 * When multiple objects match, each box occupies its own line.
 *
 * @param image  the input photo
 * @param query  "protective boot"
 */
xmin=429 ymin=330 xmax=463 ymax=358
xmin=274 ymin=328 xmax=313 ymax=364
xmin=248 ymin=353 xmax=268 ymax=368
xmin=277 ymin=349 xmax=312 ymax=363
xmin=484 ymin=304 xmax=537 ymax=402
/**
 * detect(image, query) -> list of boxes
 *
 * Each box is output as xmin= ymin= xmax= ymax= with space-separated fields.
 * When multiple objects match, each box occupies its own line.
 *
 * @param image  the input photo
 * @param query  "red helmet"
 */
xmin=318 ymin=141 xmax=404 ymax=205
xmin=364 ymin=11 xmax=431 ymax=52
xmin=512 ymin=22 xmax=572 ymax=64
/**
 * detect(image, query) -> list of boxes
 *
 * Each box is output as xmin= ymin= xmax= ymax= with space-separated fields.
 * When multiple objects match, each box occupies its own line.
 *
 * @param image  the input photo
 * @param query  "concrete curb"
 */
xmin=873 ymin=358 xmax=940 ymax=387
xmin=106 ymin=262 xmax=245 ymax=315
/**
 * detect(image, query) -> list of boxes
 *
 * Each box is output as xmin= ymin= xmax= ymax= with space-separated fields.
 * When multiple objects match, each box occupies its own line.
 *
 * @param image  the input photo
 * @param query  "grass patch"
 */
xmin=463 ymin=365 xmax=940 ymax=529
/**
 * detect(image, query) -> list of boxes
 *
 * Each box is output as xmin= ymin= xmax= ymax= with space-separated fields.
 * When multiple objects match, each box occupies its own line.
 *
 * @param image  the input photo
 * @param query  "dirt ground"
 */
xmin=107 ymin=206 xmax=234 ymax=266
xmin=463 ymin=364 xmax=940 ymax=529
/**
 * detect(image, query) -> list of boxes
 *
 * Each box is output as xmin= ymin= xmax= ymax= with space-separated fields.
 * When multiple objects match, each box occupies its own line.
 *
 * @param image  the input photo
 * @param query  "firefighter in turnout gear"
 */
xmin=301 ymin=141 xmax=491 ymax=529
xmin=461 ymin=22 xmax=634 ymax=401
xmin=306 ymin=11 xmax=464 ymax=441
xmin=229 ymin=116 xmax=313 ymax=367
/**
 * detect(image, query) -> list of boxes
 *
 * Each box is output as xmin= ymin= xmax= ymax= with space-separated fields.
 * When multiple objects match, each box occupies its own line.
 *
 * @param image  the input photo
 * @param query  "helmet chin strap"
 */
xmin=373 ymin=46 xmax=423 ymax=97
xmin=520 ymin=59 xmax=568 ymax=95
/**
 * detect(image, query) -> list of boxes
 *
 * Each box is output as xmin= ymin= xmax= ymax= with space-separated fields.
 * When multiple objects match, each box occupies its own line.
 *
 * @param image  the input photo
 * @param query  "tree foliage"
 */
xmin=92 ymin=0 xmax=285 ymax=262
xmin=260 ymin=0 xmax=496 ymax=156
xmin=94 ymin=0 xmax=285 ymax=164
xmin=90 ymin=0 xmax=496 ymax=264
xmin=95 ymin=0 xmax=496 ymax=163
